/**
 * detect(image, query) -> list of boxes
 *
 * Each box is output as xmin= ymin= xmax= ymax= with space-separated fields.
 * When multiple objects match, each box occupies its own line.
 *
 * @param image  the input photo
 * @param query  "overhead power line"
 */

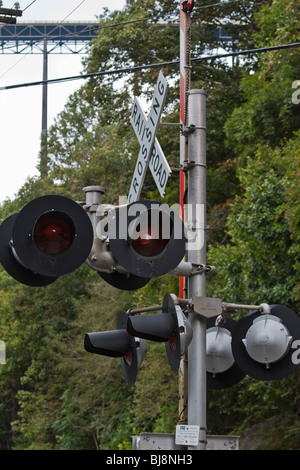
xmin=60 ymin=0 xmax=86 ymax=23
xmin=22 ymin=0 xmax=37 ymax=13
xmin=0 ymin=41 xmax=299 ymax=91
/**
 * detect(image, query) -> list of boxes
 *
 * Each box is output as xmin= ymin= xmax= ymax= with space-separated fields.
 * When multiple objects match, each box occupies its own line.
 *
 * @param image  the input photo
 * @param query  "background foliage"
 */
xmin=0 ymin=0 xmax=299 ymax=450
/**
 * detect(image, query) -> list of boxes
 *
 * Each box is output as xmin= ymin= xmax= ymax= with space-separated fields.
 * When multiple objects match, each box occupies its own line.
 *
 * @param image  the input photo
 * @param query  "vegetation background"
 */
xmin=0 ymin=0 xmax=299 ymax=450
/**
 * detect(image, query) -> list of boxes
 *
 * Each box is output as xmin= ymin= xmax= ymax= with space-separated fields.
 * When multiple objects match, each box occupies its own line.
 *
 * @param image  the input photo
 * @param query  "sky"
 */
xmin=0 ymin=0 xmax=126 ymax=202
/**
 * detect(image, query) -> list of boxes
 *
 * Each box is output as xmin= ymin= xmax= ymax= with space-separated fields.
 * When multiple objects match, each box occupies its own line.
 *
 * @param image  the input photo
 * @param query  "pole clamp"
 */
xmin=191 ymin=263 xmax=217 ymax=276
xmin=181 ymin=124 xmax=206 ymax=138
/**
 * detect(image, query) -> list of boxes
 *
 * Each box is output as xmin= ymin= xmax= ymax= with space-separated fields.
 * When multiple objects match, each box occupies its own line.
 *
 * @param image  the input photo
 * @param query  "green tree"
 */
xmin=225 ymin=0 xmax=300 ymax=159
xmin=207 ymin=133 xmax=300 ymax=448
xmin=206 ymin=0 xmax=300 ymax=448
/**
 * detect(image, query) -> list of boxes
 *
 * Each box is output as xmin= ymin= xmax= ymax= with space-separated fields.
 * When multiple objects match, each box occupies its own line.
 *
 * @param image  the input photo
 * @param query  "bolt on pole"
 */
xmin=187 ymin=89 xmax=207 ymax=450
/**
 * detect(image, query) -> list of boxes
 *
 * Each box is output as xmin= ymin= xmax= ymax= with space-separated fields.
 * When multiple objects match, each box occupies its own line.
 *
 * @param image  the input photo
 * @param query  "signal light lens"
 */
xmin=108 ymin=200 xmax=186 ymax=279
xmin=130 ymin=210 xmax=171 ymax=257
xmin=131 ymin=227 xmax=168 ymax=257
xmin=123 ymin=351 xmax=133 ymax=366
xmin=168 ymin=336 xmax=176 ymax=352
xmin=33 ymin=211 xmax=75 ymax=255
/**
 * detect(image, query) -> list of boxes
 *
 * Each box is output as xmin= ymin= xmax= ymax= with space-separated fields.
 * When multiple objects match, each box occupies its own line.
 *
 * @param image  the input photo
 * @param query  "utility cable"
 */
xmin=60 ymin=0 xmax=86 ymax=23
xmin=1 ymin=41 xmax=299 ymax=91
xmin=22 ymin=0 xmax=37 ymax=12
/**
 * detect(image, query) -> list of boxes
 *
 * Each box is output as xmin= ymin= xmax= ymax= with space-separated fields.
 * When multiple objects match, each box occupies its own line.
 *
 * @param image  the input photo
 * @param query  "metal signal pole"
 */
xmin=187 ymin=89 xmax=207 ymax=450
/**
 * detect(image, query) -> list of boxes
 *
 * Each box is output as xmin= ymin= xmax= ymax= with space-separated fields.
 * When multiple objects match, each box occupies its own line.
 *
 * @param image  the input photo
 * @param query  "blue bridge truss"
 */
xmin=0 ymin=21 xmax=232 ymax=55
xmin=0 ymin=21 xmax=99 ymax=54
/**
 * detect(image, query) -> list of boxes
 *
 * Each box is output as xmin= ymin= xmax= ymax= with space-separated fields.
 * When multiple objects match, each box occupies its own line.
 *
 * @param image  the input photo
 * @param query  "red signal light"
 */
xmin=1 ymin=195 xmax=94 ymax=281
xmin=168 ymin=336 xmax=177 ymax=352
xmin=123 ymin=351 xmax=133 ymax=366
xmin=130 ymin=210 xmax=171 ymax=257
xmin=108 ymin=200 xmax=186 ymax=279
xmin=131 ymin=226 xmax=168 ymax=257
xmin=187 ymin=0 xmax=194 ymax=10
xmin=33 ymin=212 xmax=75 ymax=255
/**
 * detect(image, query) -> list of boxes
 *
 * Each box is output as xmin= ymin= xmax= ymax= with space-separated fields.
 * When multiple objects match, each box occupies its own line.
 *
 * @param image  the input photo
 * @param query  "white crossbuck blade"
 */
xmin=128 ymin=71 xmax=171 ymax=203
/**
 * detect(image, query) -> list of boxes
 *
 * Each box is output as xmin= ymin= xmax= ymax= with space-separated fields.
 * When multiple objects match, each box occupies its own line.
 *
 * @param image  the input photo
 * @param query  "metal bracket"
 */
xmin=192 ymin=297 xmax=223 ymax=318
xmin=182 ymin=160 xmax=195 ymax=172
xmin=181 ymin=123 xmax=206 ymax=137
xmin=174 ymin=296 xmax=270 ymax=319
xmin=190 ymin=263 xmax=217 ymax=276
xmin=171 ymin=160 xmax=207 ymax=173
xmin=181 ymin=125 xmax=195 ymax=137
xmin=170 ymin=161 xmax=194 ymax=172
xmin=83 ymin=203 xmax=99 ymax=213
xmin=221 ymin=302 xmax=271 ymax=314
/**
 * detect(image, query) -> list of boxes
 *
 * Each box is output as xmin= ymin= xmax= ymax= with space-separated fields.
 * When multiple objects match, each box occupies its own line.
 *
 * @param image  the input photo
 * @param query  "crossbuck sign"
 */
xmin=128 ymin=71 xmax=171 ymax=203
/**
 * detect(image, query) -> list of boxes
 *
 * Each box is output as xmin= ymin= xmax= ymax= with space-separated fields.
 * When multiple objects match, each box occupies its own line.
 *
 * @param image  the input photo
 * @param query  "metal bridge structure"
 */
xmin=0 ymin=21 xmax=99 ymax=54
xmin=0 ymin=20 xmax=232 ymax=55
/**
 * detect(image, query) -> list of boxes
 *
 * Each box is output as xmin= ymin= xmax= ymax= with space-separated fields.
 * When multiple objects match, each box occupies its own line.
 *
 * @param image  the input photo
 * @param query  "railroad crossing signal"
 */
xmin=206 ymin=316 xmax=245 ymax=389
xmin=232 ymin=305 xmax=300 ymax=381
xmin=85 ymin=294 xmax=192 ymax=383
xmin=0 ymin=195 xmax=93 ymax=286
xmin=127 ymin=293 xmax=192 ymax=373
xmin=84 ymin=310 xmax=147 ymax=386
xmin=83 ymin=185 xmax=187 ymax=290
xmin=0 ymin=193 xmax=187 ymax=291
xmin=104 ymin=200 xmax=186 ymax=280
xmin=84 ymin=295 xmax=300 ymax=389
